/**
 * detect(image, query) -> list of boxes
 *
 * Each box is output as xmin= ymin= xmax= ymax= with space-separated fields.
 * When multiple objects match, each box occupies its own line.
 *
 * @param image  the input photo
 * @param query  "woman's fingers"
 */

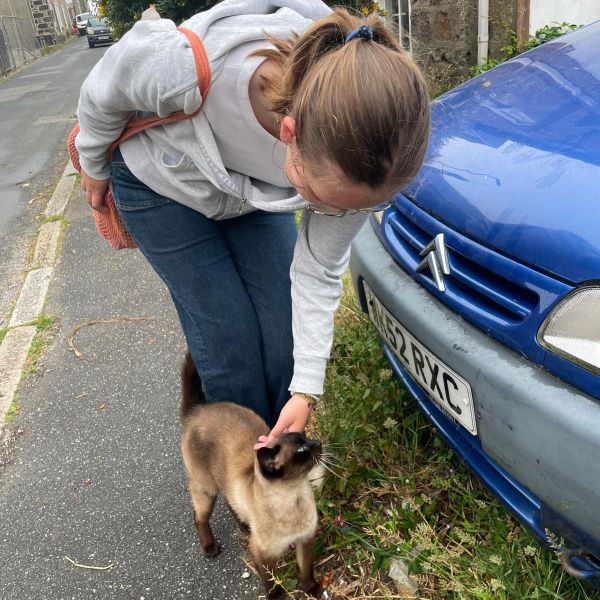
xmin=253 ymin=435 xmax=270 ymax=450
xmin=81 ymin=170 xmax=110 ymax=213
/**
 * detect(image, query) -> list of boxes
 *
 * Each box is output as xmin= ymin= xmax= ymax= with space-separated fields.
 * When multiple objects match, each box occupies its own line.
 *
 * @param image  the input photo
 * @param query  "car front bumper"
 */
xmin=350 ymin=219 xmax=600 ymax=577
xmin=88 ymin=33 xmax=113 ymax=44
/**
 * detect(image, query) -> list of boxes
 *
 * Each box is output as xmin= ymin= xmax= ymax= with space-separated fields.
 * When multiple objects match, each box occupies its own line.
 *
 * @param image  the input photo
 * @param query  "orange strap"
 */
xmin=107 ymin=26 xmax=211 ymax=160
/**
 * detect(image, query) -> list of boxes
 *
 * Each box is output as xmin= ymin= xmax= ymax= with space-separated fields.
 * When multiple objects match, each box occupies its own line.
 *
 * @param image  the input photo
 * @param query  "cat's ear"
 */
xmin=257 ymin=445 xmax=283 ymax=478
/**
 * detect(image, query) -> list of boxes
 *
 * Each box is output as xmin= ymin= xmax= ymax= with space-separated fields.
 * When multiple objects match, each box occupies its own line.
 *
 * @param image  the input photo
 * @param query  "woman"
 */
xmin=76 ymin=0 xmax=430 ymax=441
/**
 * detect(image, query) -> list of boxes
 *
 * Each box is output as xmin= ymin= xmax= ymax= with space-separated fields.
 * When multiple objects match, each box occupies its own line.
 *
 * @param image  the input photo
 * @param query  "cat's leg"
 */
xmin=249 ymin=536 xmax=285 ymax=600
xmin=296 ymin=536 xmax=323 ymax=598
xmin=182 ymin=428 xmax=221 ymax=557
xmin=188 ymin=473 xmax=220 ymax=557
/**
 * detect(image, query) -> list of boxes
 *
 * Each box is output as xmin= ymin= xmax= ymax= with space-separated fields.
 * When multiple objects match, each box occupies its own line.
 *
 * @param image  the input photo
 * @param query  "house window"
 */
xmin=379 ymin=0 xmax=412 ymax=53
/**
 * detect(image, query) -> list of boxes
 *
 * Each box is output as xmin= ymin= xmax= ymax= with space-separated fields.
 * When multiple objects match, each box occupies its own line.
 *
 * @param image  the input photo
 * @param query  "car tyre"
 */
xmin=88 ymin=41 xmax=94 ymax=48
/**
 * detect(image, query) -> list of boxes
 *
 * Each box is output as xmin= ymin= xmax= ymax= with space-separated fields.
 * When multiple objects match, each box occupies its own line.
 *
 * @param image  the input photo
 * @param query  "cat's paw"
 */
xmin=202 ymin=541 xmax=221 ymax=558
xmin=304 ymin=582 xmax=324 ymax=598
xmin=267 ymin=583 xmax=286 ymax=599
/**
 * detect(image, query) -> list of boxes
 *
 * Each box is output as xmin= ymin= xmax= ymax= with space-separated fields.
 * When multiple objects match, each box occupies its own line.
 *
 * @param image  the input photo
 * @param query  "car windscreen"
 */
xmin=87 ymin=17 xmax=108 ymax=27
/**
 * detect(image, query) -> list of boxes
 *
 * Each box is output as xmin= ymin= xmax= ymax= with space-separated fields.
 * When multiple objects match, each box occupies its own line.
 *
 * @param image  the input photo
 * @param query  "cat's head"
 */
xmin=256 ymin=432 xmax=322 ymax=481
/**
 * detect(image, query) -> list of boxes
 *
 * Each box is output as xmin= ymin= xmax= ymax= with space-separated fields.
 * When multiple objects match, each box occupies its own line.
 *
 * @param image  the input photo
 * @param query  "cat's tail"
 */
xmin=181 ymin=351 xmax=206 ymax=420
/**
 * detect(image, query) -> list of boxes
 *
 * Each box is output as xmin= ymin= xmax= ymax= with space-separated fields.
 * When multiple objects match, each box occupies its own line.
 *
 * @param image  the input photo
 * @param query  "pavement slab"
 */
xmin=0 ymin=325 xmax=36 ymax=434
xmin=44 ymin=165 xmax=76 ymax=216
xmin=33 ymin=220 xmax=63 ymax=266
xmin=8 ymin=266 xmax=53 ymax=327
xmin=0 ymin=190 xmax=260 ymax=600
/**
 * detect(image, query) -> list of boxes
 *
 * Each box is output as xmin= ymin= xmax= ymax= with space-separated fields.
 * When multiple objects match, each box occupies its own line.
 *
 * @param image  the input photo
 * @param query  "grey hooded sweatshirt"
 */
xmin=76 ymin=0 xmax=368 ymax=395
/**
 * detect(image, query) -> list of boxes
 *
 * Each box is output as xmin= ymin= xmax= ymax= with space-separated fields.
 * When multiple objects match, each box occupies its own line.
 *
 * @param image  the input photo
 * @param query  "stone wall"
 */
xmin=410 ymin=0 xmax=478 ymax=94
xmin=488 ymin=0 xmax=515 ymax=60
xmin=28 ymin=0 xmax=56 ymax=44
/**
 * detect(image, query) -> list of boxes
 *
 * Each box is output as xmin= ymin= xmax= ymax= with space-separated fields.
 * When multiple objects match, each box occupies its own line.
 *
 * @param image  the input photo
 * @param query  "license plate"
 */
xmin=364 ymin=284 xmax=477 ymax=435
xmin=98 ymin=35 xmax=109 ymax=39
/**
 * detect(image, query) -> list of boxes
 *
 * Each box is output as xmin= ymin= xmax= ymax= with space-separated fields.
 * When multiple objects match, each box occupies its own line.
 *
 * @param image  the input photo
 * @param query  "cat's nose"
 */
xmin=309 ymin=440 xmax=322 ymax=453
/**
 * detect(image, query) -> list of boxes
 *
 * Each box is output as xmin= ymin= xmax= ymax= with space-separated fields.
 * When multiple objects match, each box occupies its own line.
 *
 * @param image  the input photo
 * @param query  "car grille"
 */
xmin=382 ymin=194 xmax=572 ymax=361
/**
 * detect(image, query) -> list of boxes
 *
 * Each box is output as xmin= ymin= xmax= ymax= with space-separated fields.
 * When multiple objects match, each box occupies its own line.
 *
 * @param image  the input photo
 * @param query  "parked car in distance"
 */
xmin=75 ymin=12 xmax=91 ymax=36
xmin=350 ymin=21 xmax=600 ymax=583
xmin=86 ymin=16 xmax=114 ymax=49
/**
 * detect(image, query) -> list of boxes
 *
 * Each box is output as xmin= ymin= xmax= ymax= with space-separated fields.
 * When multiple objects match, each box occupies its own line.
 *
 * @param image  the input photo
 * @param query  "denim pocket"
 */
xmin=111 ymin=162 xmax=174 ymax=211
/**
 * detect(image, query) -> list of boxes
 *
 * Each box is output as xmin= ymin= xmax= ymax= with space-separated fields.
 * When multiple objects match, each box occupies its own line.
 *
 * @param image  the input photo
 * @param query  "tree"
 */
xmin=99 ymin=0 xmax=219 ymax=39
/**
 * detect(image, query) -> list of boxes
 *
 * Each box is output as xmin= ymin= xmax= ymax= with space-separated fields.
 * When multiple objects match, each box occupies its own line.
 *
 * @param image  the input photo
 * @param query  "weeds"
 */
xmin=21 ymin=314 xmax=56 ymax=377
xmin=276 ymin=277 xmax=597 ymax=599
xmin=4 ymin=401 xmax=19 ymax=424
xmin=470 ymin=22 xmax=580 ymax=77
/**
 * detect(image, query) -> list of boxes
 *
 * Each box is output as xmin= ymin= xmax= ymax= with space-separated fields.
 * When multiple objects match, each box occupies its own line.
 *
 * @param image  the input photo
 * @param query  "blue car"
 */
xmin=350 ymin=21 xmax=600 ymax=581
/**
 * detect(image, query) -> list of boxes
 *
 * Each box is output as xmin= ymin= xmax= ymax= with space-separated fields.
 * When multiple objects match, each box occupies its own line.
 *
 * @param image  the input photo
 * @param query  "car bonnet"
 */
xmin=405 ymin=21 xmax=600 ymax=284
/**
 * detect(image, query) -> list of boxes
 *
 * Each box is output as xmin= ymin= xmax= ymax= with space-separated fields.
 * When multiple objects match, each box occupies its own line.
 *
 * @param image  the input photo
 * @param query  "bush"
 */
xmin=98 ymin=0 xmax=220 ymax=39
xmin=471 ymin=21 xmax=580 ymax=76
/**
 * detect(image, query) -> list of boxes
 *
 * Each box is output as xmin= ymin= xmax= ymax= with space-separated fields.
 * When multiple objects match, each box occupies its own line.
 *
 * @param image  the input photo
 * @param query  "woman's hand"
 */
xmin=81 ymin=169 xmax=110 ymax=213
xmin=253 ymin=394 xmax=312 ymax=450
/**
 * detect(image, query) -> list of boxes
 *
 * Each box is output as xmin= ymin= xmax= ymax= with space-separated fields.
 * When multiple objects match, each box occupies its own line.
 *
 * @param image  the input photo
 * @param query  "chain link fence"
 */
xmin=0 ymin=15 xmax=40 ymax=75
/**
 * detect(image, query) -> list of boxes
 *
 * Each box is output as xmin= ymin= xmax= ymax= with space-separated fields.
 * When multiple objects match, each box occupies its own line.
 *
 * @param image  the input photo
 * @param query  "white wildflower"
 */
xmin=490 ymin=578 xmax=505 ymax=592
xmin=383 ymin=417 xmax=397 ymax=430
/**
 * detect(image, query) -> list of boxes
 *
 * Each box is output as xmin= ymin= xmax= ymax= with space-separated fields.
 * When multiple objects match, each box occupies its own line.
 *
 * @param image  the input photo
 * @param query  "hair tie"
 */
xmin=344 ymin=25 xmax=374 ymax=43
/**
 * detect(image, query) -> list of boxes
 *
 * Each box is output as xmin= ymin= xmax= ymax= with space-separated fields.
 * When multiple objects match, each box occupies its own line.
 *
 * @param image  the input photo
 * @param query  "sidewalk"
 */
xmin=0 ymin=184 xmax=259 ymax=599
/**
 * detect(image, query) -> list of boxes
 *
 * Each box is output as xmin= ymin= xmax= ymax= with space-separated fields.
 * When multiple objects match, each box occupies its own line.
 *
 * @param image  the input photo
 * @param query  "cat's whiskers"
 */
xmin=318 ymin=453 xmax=342 ymax=467
xmin=317 ymin=458 xmax=340 ymax=479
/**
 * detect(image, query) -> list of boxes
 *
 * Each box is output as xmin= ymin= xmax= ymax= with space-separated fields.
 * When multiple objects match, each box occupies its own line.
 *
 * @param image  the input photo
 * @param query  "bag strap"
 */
xmin=107 ymin=26 xmax=211 ymax=160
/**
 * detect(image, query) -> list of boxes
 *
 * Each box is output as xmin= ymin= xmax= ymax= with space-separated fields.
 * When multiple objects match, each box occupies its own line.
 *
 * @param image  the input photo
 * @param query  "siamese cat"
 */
xmin=180 ymin=352 xmax=324 ymax=599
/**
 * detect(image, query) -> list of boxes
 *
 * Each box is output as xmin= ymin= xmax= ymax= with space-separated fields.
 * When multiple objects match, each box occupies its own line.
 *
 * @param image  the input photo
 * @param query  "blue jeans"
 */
xmin=110 ymin=148 xmax=297 ymax=427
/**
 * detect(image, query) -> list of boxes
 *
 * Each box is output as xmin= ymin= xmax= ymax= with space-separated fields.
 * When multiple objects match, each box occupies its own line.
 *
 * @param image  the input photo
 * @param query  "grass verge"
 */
xmin=4 ymin=401 xmax=19 ymax=424
xmin=278 ymin=277 xmax=595 ymax=599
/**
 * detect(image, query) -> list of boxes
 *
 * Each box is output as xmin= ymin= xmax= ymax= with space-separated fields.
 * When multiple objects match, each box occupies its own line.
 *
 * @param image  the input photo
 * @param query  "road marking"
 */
xmin=0 ymin=83 xmax=48 ymax=103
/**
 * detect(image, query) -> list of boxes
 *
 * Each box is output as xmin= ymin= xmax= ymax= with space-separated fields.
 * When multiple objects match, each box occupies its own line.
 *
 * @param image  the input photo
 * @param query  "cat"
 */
xmin=180 ymin=352 xmax=324 ymax=599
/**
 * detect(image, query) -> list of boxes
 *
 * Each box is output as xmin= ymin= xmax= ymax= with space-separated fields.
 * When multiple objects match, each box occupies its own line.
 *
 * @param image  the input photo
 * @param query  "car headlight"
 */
xmin=538 ymin=286 xmax=600 ymax=373
xmin=87 ymin=27 xmax=94 ymax=34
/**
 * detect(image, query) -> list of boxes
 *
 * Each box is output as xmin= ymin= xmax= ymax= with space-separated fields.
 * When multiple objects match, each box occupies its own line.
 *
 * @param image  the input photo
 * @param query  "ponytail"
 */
xmin=252 ymin=9 xmax=430 ymax=190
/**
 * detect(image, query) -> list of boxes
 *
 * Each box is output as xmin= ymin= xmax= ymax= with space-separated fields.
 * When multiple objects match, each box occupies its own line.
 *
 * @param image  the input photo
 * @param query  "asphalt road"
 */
xmin=0 ymin=41 xmax=261 ymax=600
xmin=0 ymin=187 xmax=260 ymax=599
xmin=0 ymin=36 xmax=105 ymax=324
xmin=0 ymin=35 xmax=101 ymax=235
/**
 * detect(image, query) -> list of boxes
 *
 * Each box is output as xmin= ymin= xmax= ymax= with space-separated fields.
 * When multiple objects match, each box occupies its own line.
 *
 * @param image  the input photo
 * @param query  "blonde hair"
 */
xmin=252 ymin=8 xmax=430 ymax=191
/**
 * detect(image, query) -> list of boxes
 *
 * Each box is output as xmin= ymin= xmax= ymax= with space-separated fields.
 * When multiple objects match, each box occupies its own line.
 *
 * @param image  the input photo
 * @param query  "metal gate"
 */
xmin=0 ymin=15 xmax=39 ymax=75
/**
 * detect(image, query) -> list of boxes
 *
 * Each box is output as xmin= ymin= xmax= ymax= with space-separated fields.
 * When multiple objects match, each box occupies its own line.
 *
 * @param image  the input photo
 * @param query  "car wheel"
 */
xmin=88 ymin=41 xmax=94 ymax=48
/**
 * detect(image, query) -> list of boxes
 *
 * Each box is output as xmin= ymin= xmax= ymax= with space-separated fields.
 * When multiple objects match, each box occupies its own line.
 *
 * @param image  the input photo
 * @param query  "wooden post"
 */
xmin=515 ymin=0 xmax=530 ymax=52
